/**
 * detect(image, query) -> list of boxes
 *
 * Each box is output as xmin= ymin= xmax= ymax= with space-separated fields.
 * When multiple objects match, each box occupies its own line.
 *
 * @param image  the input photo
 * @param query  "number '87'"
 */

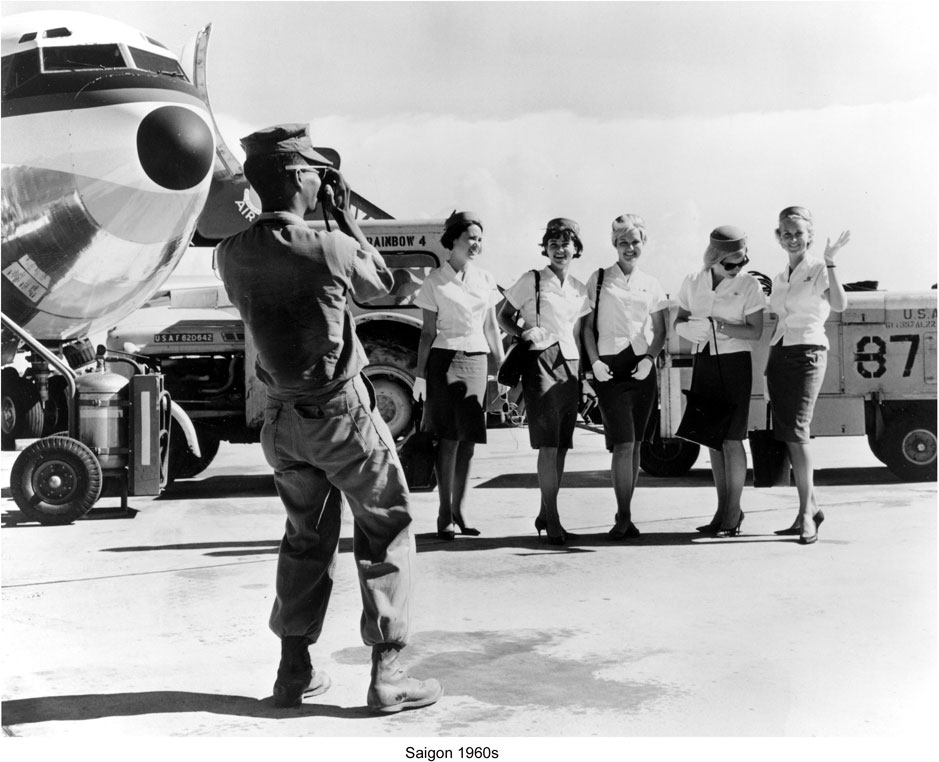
xmin=854 ymin=334 xmax=920 ymax=379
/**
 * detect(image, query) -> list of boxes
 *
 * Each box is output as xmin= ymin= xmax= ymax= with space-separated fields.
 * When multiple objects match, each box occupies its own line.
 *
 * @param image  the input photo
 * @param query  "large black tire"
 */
xmin=640 ymin=435 xmax=701 ymax=477
xmin=361 ymin=340 xmax=418 ymax=440
xmin=364 ymin=369 xmax=414 ymax=439
xmin=2 ymin=372 xmax=44 ymax=449
xmin=866 ymin=432 xmax=888 ymax=465
xmin=167 ymin=421 xmax=220 ymax=483
xmin=878 ymin=414 xmax=937 ymax=482
xmin=10 ymin=436 xmax=103 ymax=525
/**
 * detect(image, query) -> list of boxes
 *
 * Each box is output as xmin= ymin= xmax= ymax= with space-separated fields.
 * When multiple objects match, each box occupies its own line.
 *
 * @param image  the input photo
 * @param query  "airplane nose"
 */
xmin=136 ymin=105 xmax=214 ymax=190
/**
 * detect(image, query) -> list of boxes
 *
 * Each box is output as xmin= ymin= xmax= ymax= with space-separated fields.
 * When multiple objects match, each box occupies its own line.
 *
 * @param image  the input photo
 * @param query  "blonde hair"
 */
xmin=777 ymin=206 xmax=815 ymax=245
xmin=610 ymin=213 xmax=647 ymax=245
xmin=703 ymin=243 xmax=747 ymax=270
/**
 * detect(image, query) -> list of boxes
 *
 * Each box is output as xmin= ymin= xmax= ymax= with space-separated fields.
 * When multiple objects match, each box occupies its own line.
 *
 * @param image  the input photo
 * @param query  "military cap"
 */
xmin=240 ymin=123 xmax=333 ymax=165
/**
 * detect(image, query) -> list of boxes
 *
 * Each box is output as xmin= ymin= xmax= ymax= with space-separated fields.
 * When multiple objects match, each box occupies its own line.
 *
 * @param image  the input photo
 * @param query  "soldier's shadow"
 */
xmin=1 ymin=691 xmax=378 ymax=726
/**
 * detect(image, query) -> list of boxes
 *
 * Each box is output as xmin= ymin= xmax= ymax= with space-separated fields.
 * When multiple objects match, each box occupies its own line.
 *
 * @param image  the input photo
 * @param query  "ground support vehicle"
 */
xmin=107 ymin=219 xmax=519 ymax=484
xmin=2 ymin=313 xmax=179 ymax=524
xmin=648 ymin=291 xmax=937 ymax=482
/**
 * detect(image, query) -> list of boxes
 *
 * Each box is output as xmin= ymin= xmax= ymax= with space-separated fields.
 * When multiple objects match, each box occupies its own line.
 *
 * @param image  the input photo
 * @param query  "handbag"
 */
xmin=676 ymin=321 xmax=736 ymax=450
xmin=748 ymin=403 xmax=792 ymax=487
xmin=397 ymin=400 xmax=438 ymax=491
xmin=497 ymin=270 xmax=540 ymax=388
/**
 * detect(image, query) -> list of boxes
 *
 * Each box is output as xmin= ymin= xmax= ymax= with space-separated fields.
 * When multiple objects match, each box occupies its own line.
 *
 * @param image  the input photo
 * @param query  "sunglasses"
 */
xmin=720 ymin=256 xmax=749 ymax=271
xmin=286 ymin=164 xmax=330 ymax=179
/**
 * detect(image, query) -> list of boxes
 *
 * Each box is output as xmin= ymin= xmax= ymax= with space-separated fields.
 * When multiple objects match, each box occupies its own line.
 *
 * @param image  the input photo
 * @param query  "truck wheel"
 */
xmin=866 ymin=432 xmax=888 ymax=465
xmin=167 ymin=421 xmax=220 ymax=483
xmin=2 ymin=373 xmax=44 ymax=450
xmin=879 ymin=414 xmax=937 ymax=482
xmin=363 ymin=365 xmax=414 ymax=439
xmin=10 ymin=436 xmax=103 ymax=525
xmin=640 ymin=435 xmax=701 ymax=477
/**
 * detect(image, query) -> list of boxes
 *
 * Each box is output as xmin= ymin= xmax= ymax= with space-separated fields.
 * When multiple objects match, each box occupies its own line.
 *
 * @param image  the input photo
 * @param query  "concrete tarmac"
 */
xmin=2 ymin=426 xmax=936 ymax=745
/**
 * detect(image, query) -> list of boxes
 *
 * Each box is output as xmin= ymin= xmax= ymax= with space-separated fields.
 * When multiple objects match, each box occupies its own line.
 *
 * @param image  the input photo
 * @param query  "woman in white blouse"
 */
xmin=413 ymin=212 xmax=505 ymax=540
xmin=766 ymin=206 xmax=850 ymax=544
xmin=583 ymin=214 xmax=668 ymax=540
xmin=674 ymin=226 xmax=766 ymax=537
xmin=497 ymin=218 xmax=591 ymax=545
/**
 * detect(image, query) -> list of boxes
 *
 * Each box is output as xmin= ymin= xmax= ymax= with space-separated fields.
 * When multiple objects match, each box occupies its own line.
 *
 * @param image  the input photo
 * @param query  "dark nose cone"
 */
xmin=137 ymin=106 xmax=214 ymax=190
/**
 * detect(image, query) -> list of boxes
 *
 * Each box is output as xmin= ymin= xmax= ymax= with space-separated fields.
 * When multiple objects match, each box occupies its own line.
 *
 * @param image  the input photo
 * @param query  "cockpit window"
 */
xmin=129 ymin=47 xmax=186 ymax=78
xmin=1 ymin=50 xmax=40 ymax=96
xmin=42 ymin=44 xmax=126 ymax=71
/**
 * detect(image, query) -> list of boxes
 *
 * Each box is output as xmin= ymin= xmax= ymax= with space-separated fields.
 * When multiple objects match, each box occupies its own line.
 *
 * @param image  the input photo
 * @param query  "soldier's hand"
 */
xmin=319 ymin=168 xmax=350 ymax=214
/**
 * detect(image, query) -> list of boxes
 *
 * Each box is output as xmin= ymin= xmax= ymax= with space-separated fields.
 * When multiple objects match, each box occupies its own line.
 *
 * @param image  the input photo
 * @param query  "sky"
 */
xmin=3 ymin=0 xmax=937 ymax=294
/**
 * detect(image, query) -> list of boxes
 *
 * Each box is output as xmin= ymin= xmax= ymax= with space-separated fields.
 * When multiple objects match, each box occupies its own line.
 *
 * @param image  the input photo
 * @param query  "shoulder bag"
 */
xmin=398 ymin=400 xmax=438 ymax=492
xmin=748 ymin=403 xmax=792 ymax=487
xmin=497 ymin=270 xmax=540 ymax=388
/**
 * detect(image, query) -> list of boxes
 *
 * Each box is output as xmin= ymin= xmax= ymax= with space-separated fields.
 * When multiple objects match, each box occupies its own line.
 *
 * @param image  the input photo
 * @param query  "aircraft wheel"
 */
xmin=879 ymin=413 xmax=937 ymax=482
xmin=10 ymin=436 xmax=103 ymax=525
xmin=2 ymin=372 xmax=44 ymax=450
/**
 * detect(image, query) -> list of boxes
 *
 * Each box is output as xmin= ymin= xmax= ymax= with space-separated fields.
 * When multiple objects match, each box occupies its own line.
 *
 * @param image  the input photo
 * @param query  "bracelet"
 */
xmin=641 ymin=353 xmax=654 ymax=362
xmin=826 ymin=264 xmax=836 ymax=268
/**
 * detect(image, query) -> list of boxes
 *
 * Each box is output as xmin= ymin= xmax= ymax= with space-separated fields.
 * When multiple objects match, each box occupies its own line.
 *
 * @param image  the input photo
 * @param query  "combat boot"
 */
xmin=272 ymin=636 xmax=331 ymax=708
xmin=366 ymin=643 xmax=443 ymax=713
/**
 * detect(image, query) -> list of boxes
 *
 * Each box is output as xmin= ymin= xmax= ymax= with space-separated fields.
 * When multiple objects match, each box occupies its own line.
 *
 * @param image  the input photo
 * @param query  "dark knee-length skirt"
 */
xmin=422 ymin=348 xmax=488 ymax=443
xmin=690 ymin=347 xmax=752 ymax=443
xmin=521 ymin=343 xmax=579 ymax=450
xmin=765 ymin=343 xmax=827 ymax=443
xmin=595 ymin=346 xmax=658 ymax=451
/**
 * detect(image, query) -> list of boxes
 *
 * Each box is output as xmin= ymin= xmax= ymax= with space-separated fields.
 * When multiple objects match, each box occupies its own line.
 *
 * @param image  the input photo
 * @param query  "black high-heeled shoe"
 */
xmin=534 ymin=515 xmax=547 ymax=536
xmin=544 ymin=526 xmax=567 ymax=546
xmin=777 ymin=510 xmax=825 ymax=537
xmin=608 ymin=520 xmax=640 ymax=540
xmin=436 ymin=519 xmax=456 ymax=541
xmin=716 ymin=512 xmax=744 ymax=538
xmin=696 ymin=522 xmax=720 ymax=535
xmin=453 ymin=516 xmax=480 ymax=536
xmin=799 ymin=513 xmax=821 ymax=545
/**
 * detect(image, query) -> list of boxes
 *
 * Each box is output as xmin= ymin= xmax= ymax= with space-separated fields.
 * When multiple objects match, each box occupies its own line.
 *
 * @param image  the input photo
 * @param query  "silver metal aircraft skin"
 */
xmin=1 ymin=10 xmax=216 ymax=346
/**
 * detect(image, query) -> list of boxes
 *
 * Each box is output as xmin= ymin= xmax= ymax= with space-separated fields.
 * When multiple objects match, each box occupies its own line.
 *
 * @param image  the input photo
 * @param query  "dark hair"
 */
xmin=540 ymin=232 xmax=583 ymax=258
xmin=243 ymin=151 xmax=306 ymax=206
xmin=440 ymin=213 xmax=483 ymax=250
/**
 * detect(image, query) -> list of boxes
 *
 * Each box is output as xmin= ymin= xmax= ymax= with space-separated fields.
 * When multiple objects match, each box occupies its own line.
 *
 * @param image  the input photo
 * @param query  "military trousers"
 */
xmin=261 ymin=375 xmax=413 ymax=647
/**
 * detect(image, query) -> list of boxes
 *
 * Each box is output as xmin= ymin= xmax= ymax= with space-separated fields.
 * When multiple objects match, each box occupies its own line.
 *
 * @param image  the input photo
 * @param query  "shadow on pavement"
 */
xmin=478 ymin=465 xmax=901 ymax=489
xmin=1 ymin=691 xmax=377 ymax=726
xmin=101 ymin=539 xmax=280 ymax=557
xmin=157 ymin=474 xmax=275 ymax=500
xmin=411 ymin=530 xmax=798 ymax=552
xmin=2 ymin=506 xmax=138 ymax=528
